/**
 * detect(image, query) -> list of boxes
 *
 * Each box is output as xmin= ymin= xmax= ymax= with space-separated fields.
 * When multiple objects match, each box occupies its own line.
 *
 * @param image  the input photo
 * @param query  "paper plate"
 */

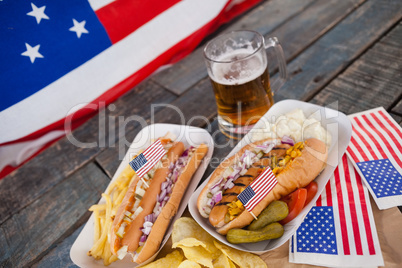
xmin=70 ymin=124 xmax=214 ymax=267
xmin=189 ymin=99 xmax=352 ymax=254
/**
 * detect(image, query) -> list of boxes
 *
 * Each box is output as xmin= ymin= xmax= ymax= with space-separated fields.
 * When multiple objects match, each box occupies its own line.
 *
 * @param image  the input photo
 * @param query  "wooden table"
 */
xmin=1 ymin=0 xmax=402 ymax=267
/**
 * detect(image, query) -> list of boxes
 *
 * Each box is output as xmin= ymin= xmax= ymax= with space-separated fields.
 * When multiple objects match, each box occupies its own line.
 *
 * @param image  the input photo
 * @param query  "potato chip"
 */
xmin=212 ymin=254 xmax=236 ymax=268
xmin=178 ymin=260 xmax=202 ymax=268
xmin=172 ymin=237 xmax=206 ymax=249
xmin=213 ymin=241 xmax=267 ymax=268
xmin=176 ymin=245 xmax=214 ymax=268
xmin=172 ymin=217 xmax=220 ymax=258
xmin=141 ymin=250 xmax=183 ymax=268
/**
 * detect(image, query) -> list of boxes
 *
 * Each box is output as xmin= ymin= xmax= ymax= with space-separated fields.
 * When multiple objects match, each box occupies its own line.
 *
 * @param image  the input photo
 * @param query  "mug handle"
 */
xmin=265 ymin=37 xmax=287 ymax=92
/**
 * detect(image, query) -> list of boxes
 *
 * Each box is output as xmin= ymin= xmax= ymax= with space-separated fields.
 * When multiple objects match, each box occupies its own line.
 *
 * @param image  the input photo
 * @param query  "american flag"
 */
xmin=0 ymin=0 xmax=262 ymax=179
xmin=346 ymin=107 xmax=402 ymax=209
xmin=290 ymin=154 xmax=383 ymax=267
xmin=237 ymin=167 xmax=277 ymax=211
xmin=129 ymin=140 xmax=165 ymax=178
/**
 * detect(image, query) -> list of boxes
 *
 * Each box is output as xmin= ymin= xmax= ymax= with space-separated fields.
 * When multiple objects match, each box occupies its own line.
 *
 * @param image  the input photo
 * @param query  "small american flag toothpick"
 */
xmin=129 ymin=139 xmax=166 ymax=185
xmin=237 ymin=167 xmax=277 ymax=218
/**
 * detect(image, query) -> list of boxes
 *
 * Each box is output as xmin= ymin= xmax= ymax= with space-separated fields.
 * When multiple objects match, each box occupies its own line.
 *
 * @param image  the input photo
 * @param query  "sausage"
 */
xmin=209 ymin=144 xmax=290 ymax=227
xmin=118 ymin=142 xmax=185 ymax=253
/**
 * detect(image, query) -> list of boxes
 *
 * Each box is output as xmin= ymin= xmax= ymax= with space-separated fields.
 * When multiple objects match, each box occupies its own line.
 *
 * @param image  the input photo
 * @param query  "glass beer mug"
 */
xmin=204 ymin=30 xmax=287 ymax=139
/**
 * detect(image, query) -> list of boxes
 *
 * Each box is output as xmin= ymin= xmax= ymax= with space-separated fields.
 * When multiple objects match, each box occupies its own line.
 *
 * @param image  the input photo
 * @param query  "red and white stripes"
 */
xmin=347 ymin=107 xmax=402 ymax=167
xmin=316 ymin=154 xmax=378 ymax=256
xmin=245 ymin=168 xmax=277 ymax=211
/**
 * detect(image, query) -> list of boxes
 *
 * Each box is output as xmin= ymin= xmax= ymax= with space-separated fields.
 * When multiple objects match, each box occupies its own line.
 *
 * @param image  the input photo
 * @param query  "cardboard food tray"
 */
xmin=70 ymin=124 xmax=214 ymax=267
xmin=189 ymin=99 xmax=352 ymax=254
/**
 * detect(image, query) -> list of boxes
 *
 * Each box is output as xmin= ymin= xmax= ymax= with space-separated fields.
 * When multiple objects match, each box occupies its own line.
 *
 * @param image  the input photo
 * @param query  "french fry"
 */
xmin=88 ymin=164 xmax=135 ymax=265
xmin=89 ymin=204 xmax=107 ymax=211
xmin=93 ymin=210 xmax=100 ymax=242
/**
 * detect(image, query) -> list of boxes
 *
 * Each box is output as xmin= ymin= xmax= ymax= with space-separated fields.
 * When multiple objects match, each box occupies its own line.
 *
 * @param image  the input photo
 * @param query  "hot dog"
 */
xmin=209 ymin=143 xmax=290 ymax=228
xmin=110 ymin=141 xmax=208 ymax=263
xmin=197 ymin=138 xmax=327 ymax=235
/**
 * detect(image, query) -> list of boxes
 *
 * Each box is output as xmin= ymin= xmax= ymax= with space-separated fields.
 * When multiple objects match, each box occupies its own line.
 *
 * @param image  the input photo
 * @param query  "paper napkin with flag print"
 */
xmin=289 ymin=154 xmax=383 ymax=267
xmin=345 ymin=107 xmax=402 ymax=210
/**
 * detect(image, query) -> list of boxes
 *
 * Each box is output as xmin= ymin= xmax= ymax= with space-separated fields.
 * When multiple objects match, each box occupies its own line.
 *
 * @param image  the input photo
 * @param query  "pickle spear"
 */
xmin=247 ymin=200 xmax=288 ymax=230
xmin=226 ymin=222 xmax=284 ymax=244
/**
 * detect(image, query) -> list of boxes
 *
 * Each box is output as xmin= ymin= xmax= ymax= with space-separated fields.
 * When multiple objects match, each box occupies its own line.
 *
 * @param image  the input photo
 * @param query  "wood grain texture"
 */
xmin=0 ymin=163 xmax=109 ymax=268
xmin=389 ymin=113 xmax=402 ymax=123
xmin=311 ymin=21 xmax=402 ymax=115
xmin=265 ymin=0 xmax=365 ymax=71
xmin=151 ymin=0 xmax=315 ymax=95
xmin=391 ymin=98 xmax=402 ymax=116
xmin=0 ymin=80 xmax=175 ymax=225
xmin=96 ymin=0 xmax=370 ymax=178
xmin=5 ymin=1 xmax=402 ymax=267
xmin=95 ymin=76 xmax=218 ymax=177
xmin=200 ymin=119 xmax=241 ymax=185
xmin=274 ymin=0 xmax=402 ymax=102
xmin=32 ymin=225 xmax=83 ymax=268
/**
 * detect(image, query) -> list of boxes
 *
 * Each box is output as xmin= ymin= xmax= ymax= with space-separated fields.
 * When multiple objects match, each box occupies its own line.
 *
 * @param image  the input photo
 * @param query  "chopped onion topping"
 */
xmin=124 ymin=211 xmax=132 ymax=217
xmin=207 ymin=198 xmax=214 ymax=207
xmin=139 ymin=234 xmax=147 ymax=246
xmin=138 ymin=147 xmax=195 ymax=247
xmin=116 ymin=222 xmax=127 ymax=238
xmin=140 ymin=235 xmax=147 ymax=243
xmin=117 ymin=245 xmax=128 ymax=260
xmin=131 ymin=206 xmax=143 ymax=220
xmin=144 ymin=214 xmax=154 ymax=223
xmin=158 ymin=189 xmax=167 ymax=202
xmin=281 ymin=135 xmax=295 ymax=146
xmin=212 ymin=191 xmax=222 ymax=203
xmin=224 ymin=179 xmax=235 ymax=190
xmin=135 ymin=187 xmax=146 ymax=199
xmin=204 ymin=141 xmax=279 ymax=214
xmin=239 ymin=167 xmax=247 ymax=176
xmin=211 ymin=177 xmax=224 ymax=190
xmin=141 ymin=222 xmax=153 ymax=235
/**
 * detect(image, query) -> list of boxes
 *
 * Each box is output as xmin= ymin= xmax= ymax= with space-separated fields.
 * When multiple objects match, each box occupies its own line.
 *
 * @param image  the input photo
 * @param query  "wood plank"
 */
xmin=32 ymin=225 xmax=83 ymax=268
xmin=0 ymin=163 xmax=109 ymax=268
xmin=200 ymin=120 xmax=240 ymax=185
xmin=0 ymin=81 xmax=175 ymax=225
xmin=274 ymin=0 xmax=402 ymax=102
xmin=265 ymin=0 xmax=365 ymax=72
xmin=150 ymin=0 xmax=315 ymax=95
xmin=96 ymin=0 xmax=367 ymax=177
xmin=390 ymin=113 xmax=402 ymax=124
xmin=391 ymin=98 xmax=402 ymax=115
xmin=95 ymin=76 xmax=218 ymax=177
xmin=311 ymin=21 xmax=402 ymax=114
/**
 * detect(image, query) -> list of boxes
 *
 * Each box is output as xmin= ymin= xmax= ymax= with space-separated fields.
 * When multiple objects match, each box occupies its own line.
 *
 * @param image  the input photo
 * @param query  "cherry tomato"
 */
xmin=304 ymin=181 xmax=318 ymax=207
xmin=279 ymin=188 xmax=307 ymax=225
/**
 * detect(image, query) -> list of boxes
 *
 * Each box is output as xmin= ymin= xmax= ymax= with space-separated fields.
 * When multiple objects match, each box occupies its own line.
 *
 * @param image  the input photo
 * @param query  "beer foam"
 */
xmin=211 ymin=48 xmax=267 ymax=86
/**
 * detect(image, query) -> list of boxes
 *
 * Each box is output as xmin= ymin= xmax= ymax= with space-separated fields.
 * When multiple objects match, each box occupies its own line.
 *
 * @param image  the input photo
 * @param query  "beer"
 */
xmin=204 ymin=30 xmax=286 ymax=138
xmin=209 ymin=49 xmax=273 ymax=126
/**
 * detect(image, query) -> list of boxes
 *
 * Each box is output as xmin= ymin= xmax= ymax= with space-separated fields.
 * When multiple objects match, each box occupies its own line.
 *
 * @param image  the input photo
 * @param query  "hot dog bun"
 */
xmin=135 ymin=144 xmax=208 ymax=263
xmin=111 ymin=142 xmax=185 ymax=255
xmin=208 ymin=143 xmax=290 ymax=228
xmin=217 ymin=138 xmax=327 ymax=235
xmin=110 ymin=175 xmax=140 ymax=255
xmin=197 ymin=138 xmax=281 ymax=218
xmin=197 ymin=138 xmax=328 ymax=235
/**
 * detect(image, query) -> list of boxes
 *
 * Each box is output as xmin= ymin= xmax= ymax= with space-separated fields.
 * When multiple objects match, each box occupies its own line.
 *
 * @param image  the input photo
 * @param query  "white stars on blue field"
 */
xmin=357 ymin=159 xmax=402 ymax=198
xmin=0 ymin=0 xmax=112 ymax=111
xmin=296 ymin=206 xmax=337 ymax=255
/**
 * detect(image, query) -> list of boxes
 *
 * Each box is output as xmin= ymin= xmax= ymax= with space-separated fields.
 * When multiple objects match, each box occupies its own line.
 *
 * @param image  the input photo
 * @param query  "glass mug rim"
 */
xmin=203 ymin=30 xmax=265 ymax=64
